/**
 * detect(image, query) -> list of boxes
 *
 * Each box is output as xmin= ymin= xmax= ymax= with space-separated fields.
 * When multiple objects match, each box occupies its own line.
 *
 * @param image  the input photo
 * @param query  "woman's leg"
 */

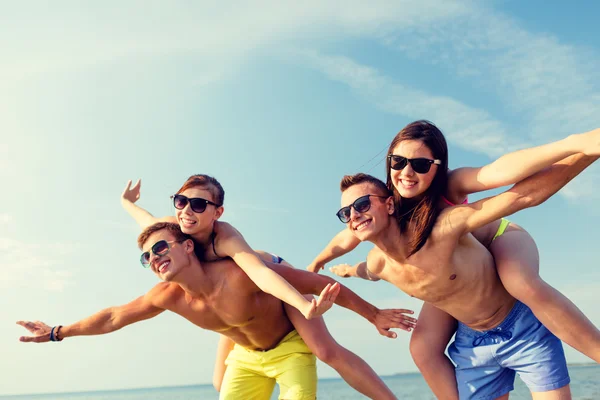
xmin=285 ymin=297 xmax=397 ymax=400
xmin=491 ymin=224 xmax=600 ymax=362
xmin=409 ymin=302 xmax=458 ymax=400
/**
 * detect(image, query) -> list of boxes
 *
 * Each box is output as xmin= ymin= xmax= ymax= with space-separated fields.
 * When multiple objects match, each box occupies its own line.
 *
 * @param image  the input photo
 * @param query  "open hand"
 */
xmin=16 ymin=320 xmax=53 ymax=343
xmin=303 ymin=282 xmax=341 ymax=319
xmin=329 ymin=264 xmax=354 ymax=278
xmin=373 ymin=308 xmax=417 ymax=338
xmin=121 ymin=179 xmax=142 ymax=204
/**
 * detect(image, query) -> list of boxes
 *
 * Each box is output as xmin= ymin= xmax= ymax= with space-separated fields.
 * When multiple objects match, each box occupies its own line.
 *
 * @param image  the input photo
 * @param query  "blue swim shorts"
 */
xmin=448 ymin=301 xmax=570 ymax=400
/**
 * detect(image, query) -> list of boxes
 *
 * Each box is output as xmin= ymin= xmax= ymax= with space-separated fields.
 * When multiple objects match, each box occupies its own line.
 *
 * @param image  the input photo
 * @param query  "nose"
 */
xmin=181 ymin=201 xmax=194 ymax=215
xmin=349 ymin=207 xmax=362 ymax=221
xmin=400 ymin=162 xmax=415 ymax=177
xmin=149 ymin=252 xmax=162 ymax=269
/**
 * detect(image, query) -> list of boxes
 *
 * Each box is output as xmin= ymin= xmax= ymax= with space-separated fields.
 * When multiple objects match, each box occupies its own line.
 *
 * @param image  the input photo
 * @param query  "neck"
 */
xmin=370 ymin=218 xmax=410 ymax=261
xmin=191 ymin=221 xmax=217 ymax=246
xmin=173 ymin=259 xmax=215 ymax=297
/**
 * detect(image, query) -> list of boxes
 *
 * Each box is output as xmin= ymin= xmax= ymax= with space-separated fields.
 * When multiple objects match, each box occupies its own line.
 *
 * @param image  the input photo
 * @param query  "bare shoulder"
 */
xmin=366 ymin=247 xmax=386 ymax=274
xmin=215 ymin=221 xmax=242 ymax=238
xmin=146 ymin=282 xmax=182 ymax=308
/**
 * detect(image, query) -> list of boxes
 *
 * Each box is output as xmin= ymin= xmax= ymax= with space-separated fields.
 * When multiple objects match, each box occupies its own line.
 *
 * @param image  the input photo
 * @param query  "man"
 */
xmin=17 ymin=222 xmax=415 ymax=400
xmin=328 ymin=153 xmax=596 ymax=399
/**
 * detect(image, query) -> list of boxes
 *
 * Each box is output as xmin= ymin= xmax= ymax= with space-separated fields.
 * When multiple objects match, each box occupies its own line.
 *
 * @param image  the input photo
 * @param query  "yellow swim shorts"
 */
xmin=220 ymin=330 xmax=317 ymax=400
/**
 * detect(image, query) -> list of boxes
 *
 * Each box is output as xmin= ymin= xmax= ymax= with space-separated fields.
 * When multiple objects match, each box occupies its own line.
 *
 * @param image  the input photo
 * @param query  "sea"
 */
xmin=2 ymin=365 xmax=598 ymax=400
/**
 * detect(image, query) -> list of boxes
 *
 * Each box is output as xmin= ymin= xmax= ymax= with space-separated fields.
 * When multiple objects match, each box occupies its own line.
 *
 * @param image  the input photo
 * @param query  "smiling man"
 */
xmin=17 ymin=222 xmax=415 ymax=400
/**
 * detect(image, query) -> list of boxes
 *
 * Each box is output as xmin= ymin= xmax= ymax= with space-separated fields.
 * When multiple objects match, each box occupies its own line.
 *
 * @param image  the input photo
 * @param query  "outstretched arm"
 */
xmin=447 ymin=128 xmax=600 ymax=202
xmin=307 ymin=228 xmax=361 ymax=273
xmin=121 ymin=179 xmax=176 ymax=229
xmin=445 ymin=153 xmax=598 ymax=236
xmin=213 ymin=334 xmax=235 ymax=392
xmin=267 ymin=262 xmax=417 ymax=338
xmin=17 ymin=289 xmax=164 ymax=343
xmin=330 ymin=261 xmax=381 ymax=281
xmin=218 ymin=223 xmax=330 ymax=320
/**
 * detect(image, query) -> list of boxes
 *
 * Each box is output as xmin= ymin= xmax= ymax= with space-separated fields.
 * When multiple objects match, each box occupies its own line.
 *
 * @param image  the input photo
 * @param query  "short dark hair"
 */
xmin=176 ymin=174 xmax=225 ymax=206
xmin=340 ymin=173 xmax=391 ymax=196
xmin=137 ymin=222 xmax=192 ymax=249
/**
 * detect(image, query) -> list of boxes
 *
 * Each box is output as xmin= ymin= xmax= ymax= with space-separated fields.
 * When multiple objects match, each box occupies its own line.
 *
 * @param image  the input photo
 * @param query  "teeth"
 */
xmin=355 ymin=220 xmax=371 ymax=231
xmin=158 ymin=261 xmax=170 ymax=272
xmin=401 ymin=180 xmax=416 ymax=187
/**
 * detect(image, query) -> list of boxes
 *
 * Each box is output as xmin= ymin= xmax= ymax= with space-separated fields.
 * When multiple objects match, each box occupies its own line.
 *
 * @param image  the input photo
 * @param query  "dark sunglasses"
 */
xmin=171 ymin=194 xmax=221 ymax=214
xmin=140 ymin=240 xmax=182 ymax=267
xmin=336 ymin=194 xmax=389 ymax=224
xmin=388 ymin=155 xmax=441 ymax=174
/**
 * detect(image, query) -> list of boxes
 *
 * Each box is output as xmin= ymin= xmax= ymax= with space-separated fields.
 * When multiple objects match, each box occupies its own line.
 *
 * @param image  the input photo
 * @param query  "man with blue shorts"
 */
xmin=327 ymin=151 xmax=597 ymax=399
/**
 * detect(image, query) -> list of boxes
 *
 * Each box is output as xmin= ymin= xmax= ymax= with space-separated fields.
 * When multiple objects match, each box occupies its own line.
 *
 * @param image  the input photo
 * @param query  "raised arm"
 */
xmin=17 ymin=288 xmax=164 ymax=343
xmin=447 ymin=128 xmax=600 ymax=202
xmin=213 ymin=334 xmax=235 ymax=392
xmin=121 ymin=179 xmax=176 ymax=229
xmin=217 ymin=223 xmax=328 ymax=320
xmin=267 ymin=262 xmax=417 ymax=338
xmin=444 ymin=153 xmax=598 ymax=236
xmin=307 ymin=228 xmax=361 ymax=273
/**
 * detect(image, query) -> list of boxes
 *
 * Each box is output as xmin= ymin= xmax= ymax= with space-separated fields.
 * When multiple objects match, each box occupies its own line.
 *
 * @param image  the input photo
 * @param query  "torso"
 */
xmin=373 ymin=209 xmax=515 ymax=331
xmin=154 ymin=259 xmax=293 ymax=350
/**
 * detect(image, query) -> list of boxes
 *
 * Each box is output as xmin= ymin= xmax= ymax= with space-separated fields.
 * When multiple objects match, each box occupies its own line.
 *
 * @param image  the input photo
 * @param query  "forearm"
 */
xmin=122 ymin=201 xmax=160 ymax=229
xmin=251 ymin=267 xmax=312 ymax=312
xmin=516 ymin=153 xmax=598 ymax=207
xmin=312 ymin=229 xmax=360 ymax=265
xmin=60 ymin=307 xmax=122 ymax=339
xmin=479 ymin=135 xmax=583 ymax=188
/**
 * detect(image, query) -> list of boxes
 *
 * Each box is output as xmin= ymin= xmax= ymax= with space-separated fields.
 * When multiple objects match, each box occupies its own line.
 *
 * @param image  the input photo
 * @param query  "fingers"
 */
xmin=19 ymin=335 xmax=47 ymax=343
xmin=132 ymin=179 xmax=141 ymax=190
xmin=122 ymin=179 xmax=132 ymax=196
xmin=16 ymin=320 xmax=36 ymax=332
xmin=377 ymin=327 xmax=397 ymax=339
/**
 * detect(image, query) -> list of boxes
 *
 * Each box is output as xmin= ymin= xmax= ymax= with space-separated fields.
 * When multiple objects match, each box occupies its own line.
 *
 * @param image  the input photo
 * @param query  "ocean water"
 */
xmin=2 ymin=365 xmax=598 ymax=400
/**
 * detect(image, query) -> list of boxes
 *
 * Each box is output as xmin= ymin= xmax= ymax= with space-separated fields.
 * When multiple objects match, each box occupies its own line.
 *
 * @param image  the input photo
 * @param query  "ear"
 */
xmin=183 ymin=238 xmax=195 ymax=254
xmin=213 ymin=206 xmax=224 ymax=221
xmin=386 ymin=196 xmax=395 ymax=215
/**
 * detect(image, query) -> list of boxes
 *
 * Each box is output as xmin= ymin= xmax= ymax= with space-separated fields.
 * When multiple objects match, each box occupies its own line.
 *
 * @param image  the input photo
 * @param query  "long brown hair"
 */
xmin=385 ymin=120 xmax=448 ymax=256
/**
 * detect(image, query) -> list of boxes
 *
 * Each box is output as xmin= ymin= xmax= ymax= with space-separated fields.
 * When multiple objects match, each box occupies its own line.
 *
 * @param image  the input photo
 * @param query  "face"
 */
xmin=339 ymin=183 xmax=394 ymax=242
xmin=389 ymin=139 xmax=438 ymax=199
xmin=140 ymin=230 xmax=192 ymax=282
xmin=175 ymin=187 xmax=223 ymax=235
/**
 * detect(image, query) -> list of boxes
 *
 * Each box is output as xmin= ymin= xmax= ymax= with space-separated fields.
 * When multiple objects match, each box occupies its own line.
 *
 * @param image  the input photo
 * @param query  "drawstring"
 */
xmin=472 ymin=328 xmax=513 ymax=347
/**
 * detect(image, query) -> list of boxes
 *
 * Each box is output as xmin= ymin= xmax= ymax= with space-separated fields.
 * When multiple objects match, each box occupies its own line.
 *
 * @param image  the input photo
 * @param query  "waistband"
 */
xmin=456 ymin=300 xmax=527 ymax=338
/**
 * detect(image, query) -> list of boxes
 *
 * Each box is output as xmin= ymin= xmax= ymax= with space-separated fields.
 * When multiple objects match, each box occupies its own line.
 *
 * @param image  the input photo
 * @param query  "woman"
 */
xmin=310 ymin=121 xmax=600 ymax=397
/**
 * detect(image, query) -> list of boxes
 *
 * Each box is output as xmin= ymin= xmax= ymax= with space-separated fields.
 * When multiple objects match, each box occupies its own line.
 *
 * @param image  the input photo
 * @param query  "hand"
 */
xmin=576 ymin=128 xmax=600 ymax=156
xmin=303 ymin=282 xmax=341 ymax=319
xmin=329 ymin=263 xmax=354 ymax=278
xmin=306 ymin=260 xmax=325 ymax=273
xmin=121 ymin=179 xmax=141 ymax=205
xmin=16 ymin=320 xmax=53 ymax=343
xmin=373 ymin=308 xmax=417 ymax=338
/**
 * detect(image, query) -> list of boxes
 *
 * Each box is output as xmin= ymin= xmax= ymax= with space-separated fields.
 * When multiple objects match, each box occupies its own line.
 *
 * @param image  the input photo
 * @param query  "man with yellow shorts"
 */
xmin=17 ymin=222 xmax=416 ymax=400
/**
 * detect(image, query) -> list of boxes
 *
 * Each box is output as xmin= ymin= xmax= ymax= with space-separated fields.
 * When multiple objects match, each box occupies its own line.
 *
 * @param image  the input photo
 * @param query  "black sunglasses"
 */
xmin=336 ymin=194 xmax=389 ymax=224
xmin=140 ymin=240 xmax=183 ymax=267
xmin=171 ymin=194 xmax=221 ymax=214
xmin=388 ymin=155 xmax=441 ymax=174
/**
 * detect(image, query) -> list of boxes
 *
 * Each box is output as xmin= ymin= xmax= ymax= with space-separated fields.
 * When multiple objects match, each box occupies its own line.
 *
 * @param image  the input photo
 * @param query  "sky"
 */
xmin=1 ymin=0 xmax=599 ymax=396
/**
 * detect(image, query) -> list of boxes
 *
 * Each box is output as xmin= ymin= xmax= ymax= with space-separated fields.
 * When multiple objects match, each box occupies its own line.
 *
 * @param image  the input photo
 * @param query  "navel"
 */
xmin=449 ymin=274 xmax=457 ymax=280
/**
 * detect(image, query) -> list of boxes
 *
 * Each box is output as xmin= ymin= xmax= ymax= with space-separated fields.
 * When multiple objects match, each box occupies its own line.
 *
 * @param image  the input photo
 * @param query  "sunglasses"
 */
xmin=388 ymin=155 xmax=441 ymax=174
xmin=171 ymin=194 xmax=221 ymax=214
xmin=336 ymin=194 xmax=389 ymax=224
xmin=140 ymin=240 xmax=181 ymax=267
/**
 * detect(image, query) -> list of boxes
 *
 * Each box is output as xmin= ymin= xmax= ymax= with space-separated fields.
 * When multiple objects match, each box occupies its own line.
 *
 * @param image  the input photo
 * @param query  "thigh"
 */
xmin=412 ymin=302 xmax=457 ymax=352
xmin=531 ymin=385 xmax=571 ymax=400
xmin=448 ymin=332 xmax=515 ymax=400
xmin=285 ymin=295 xmax=339 ymax=361
xmin=219 ymin=363 xmax=275 ymax=400
xmin=500 ymin=306 xmax=570 ymax=394
xmin=489 ymin=224 xmax=541 ymax=297
xmin=275 ymin=360 xmax=318 ymax=400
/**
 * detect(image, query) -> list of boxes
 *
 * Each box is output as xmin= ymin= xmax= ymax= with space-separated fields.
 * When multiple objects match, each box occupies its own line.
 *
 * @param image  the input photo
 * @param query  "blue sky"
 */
xmin=1 ymin=1 xmax=599 ymax=395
